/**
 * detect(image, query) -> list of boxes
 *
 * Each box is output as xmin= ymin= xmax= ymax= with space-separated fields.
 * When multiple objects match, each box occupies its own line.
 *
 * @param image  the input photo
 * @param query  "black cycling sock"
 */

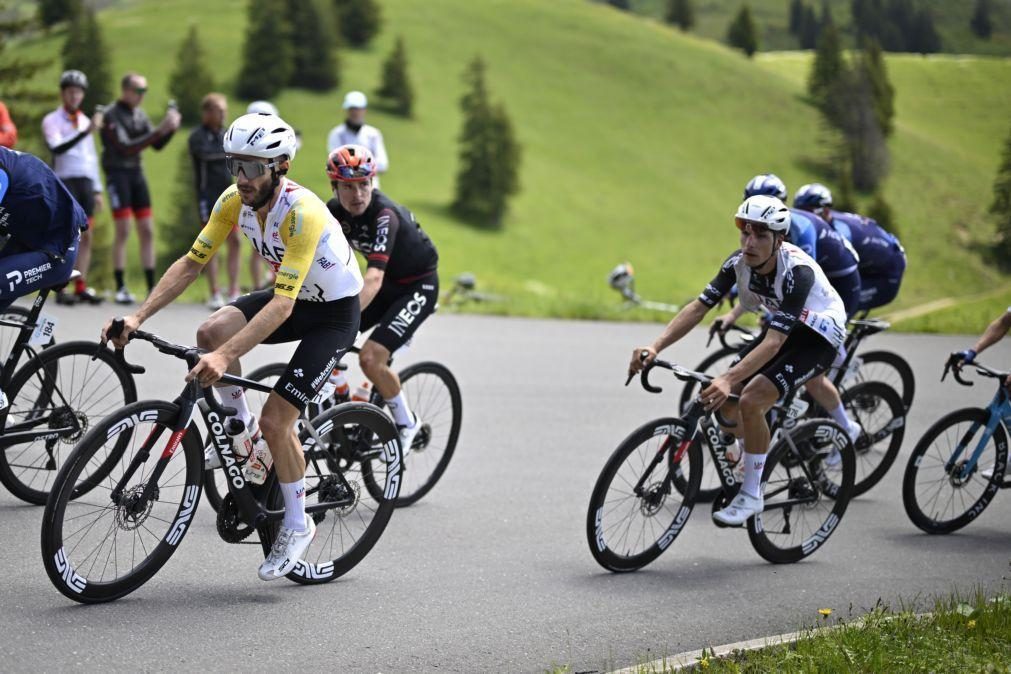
xmin=114 ymin=269 xmax=125 ymax=290
xmin=144 ymin=268 xmax=155 ymax=291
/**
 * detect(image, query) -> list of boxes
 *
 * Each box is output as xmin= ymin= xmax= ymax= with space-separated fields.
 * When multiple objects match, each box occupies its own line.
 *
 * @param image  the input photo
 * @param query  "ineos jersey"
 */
xmin=699 ymin=243 xmax=847 ymax=348
xmin=327 ymin=189 xmax=438 ymax=283
xmin=188 ymin=179 xmax=363 ymax=302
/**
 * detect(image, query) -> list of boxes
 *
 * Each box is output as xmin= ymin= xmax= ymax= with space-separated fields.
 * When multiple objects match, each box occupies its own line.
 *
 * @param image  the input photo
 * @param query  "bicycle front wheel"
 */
xmin=1 ymin=340 xmax=137 ymax=504
xmin=41 ymin=401 xmax=202 ymax=603
xmin=748 ymin=419 xmax=855 ymax=564
xmin=902 ymin=408 xmax=1007 ymax=534
xmin=259 ymin=402 xmax=401 ymax=585
xmin=586 ymin=418 xmax=701 ymax=572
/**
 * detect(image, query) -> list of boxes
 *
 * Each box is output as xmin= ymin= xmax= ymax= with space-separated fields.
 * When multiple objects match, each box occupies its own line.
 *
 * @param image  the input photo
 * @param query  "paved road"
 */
xmin=2 ymin=303 xmax=1010 ymax=673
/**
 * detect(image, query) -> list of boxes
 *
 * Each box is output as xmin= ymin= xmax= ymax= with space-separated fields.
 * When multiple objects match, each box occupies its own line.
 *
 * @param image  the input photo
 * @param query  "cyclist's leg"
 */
xmin=107 ymin=170 xmax=133 ymax=295
xmin=0 ymin=239 xmax=77 ymax=309
xmin=359 ymin=276 xmax=439 ymax=428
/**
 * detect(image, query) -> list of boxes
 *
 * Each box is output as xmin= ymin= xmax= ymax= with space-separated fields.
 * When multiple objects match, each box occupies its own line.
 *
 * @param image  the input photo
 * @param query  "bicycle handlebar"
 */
xmin=942 ymin=355 xmax=1009 ymax=388
xmin=626 ymin=353 xmax=738 ymax=427
xmin=107 ymin=317 xmax=241 ymax=418
xmin=707 ymin=321 xmax=756 ymax=350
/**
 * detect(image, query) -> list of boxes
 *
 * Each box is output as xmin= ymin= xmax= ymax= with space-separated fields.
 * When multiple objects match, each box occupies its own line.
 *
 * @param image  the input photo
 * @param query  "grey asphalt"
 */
xmin=2 ymin=303 xmax=1010 ymax=673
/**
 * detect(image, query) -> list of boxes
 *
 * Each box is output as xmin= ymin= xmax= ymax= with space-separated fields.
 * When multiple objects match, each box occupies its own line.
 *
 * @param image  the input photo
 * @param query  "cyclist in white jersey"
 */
xmin=103 ymin=113 xmax=363 ymax=581
xmin=629 ymin=195 xmax=855 ymax=525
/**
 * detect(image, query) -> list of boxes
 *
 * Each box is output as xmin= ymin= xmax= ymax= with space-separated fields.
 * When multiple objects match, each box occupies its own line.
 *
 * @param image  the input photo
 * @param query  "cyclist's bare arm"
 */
xmin=360 ymin=267 xmax=384 ymax=311
xmin=102 ymin=257 xmax=202 ymax=347
xmin=716 ymin=303 xmax=747 ymax=330
xmin=629 ymin=299 xmax=709 ymax=373
xmin=972 ymin=310 xmax=1011 ymax=356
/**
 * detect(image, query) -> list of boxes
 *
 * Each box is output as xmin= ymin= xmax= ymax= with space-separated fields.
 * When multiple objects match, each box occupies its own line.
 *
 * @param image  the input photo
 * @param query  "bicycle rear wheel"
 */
xmin=259 ymin=402 xmax=401 ymax=584
xmin=848 ymin=350 xmax=915 ymax=410
xmin=0 ymin=340 xmax=136 ymax=504
xmin=748 ymin=419 xmax=855 ymax=564
xmin=41 ymin=401 xmax=202 ymax=603
xmin=586 ymin=418 xmax=701 ymax=572
xmin=842 ymin=381 xmax=906 ymax=497
xmin=902 ymin=408 xmax=1007 ymax=534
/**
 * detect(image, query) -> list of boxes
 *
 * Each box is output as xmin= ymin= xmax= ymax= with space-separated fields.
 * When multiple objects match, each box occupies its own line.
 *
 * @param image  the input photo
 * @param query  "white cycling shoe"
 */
xmin=258 ymin=515 xmax=316 ymax=581
xmin=397 ymin=413 xmax=422 ymax=459
xmin=712 ymin=490 xmax=763 ymax=527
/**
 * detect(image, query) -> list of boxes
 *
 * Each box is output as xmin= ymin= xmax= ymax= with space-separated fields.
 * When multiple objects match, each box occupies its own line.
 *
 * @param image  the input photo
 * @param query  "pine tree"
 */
xmin=989 ymin=126 xmax=1011 ymax=268
xmin=287 ymin=0 xmax=339 ymax=90
xmin=788 ymin=0 xmax=804 ymax=35
xmin=835 ymin=163 xmax=857 ymax=212
xmin=808 ymin=18 xmax=844 ymax=106
xmin=159 ymin=148 xmax=203 ymax=270
xmin=168 ymin=26 xmax=214 ymax=126
xmin=726 ymin=4 xmax=759 ymax=58
xmin=452 ymin=57 xmax=521 ymax=228
xmin=866 ymin=191 xmax=898 ymax=236
xmin=825 ymin=66 xmax=890 ymax=191
xmin=910 ymin=7 xmax=942 ymax=54
xmin=376 ymin=36 xmax=414 ymax=117
xmin=666 ymin=0 xmax=695 ymax=30
xmin=798 ymin=5 xmax=819 ymax=49
xmin=237 ymin=0 xmax=293 ymax=100
xmin=334 ymin=0 xmax=382 ymax=48
xmin=0 ymin=1 xmax=51 ymax=154
xmin=859 ymin=38 xmax=894 ymax=137
xmin=37 ymin=0 xmax=75 ymax=28
xmin=607 ymin=0 xmax=631 ymax=9
xmin=62 ymin=3 xmax=113 ymax=115
xmin=971 ymin=0 xmax=993 ymax=40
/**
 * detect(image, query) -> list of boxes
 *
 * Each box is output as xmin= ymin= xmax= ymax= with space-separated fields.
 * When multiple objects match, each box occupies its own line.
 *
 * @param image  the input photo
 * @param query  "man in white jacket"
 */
xmin=326 ymin=91 xmax=388 ymax=187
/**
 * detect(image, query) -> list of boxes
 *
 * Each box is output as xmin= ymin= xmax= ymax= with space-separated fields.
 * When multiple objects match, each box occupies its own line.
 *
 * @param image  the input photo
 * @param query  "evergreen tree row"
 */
xmin=851 ymin=0 xmax=941 ymax=54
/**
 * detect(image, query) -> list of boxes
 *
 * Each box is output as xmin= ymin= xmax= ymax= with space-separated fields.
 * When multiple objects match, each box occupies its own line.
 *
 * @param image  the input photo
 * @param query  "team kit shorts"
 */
xmin=60 ymin=177 xmax=97 ymax=219
xmin=731 ymin=324 xmax=837 ymax=398
xmin=360 ymin=274 xmax=439 ymax=353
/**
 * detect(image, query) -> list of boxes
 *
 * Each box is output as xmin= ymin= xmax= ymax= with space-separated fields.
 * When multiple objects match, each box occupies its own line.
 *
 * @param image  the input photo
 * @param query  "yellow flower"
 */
xmin=818 ymin=608 xmax=833 ymax=617
xmin=699 ymin=656 xmax=710 ymax=670
xmin=967 ymin=620 xmax=977 ymax=629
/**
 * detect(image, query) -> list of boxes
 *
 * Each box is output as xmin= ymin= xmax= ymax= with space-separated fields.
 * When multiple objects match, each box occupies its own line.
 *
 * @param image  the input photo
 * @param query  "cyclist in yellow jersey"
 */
xmin=102 ymin=113 xmax=363 ymax=581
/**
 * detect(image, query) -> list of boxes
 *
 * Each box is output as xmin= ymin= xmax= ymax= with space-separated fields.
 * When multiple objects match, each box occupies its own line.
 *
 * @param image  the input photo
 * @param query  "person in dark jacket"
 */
xmin=100 ymin=72 xmax=180 ymax=304
xmin=188 ymin=93 xmax=237 ymax=309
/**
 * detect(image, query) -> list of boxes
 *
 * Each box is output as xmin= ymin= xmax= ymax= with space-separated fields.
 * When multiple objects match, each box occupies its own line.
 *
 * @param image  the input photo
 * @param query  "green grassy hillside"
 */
xmin=13 ymin=0 xmax=1011 ymax=330
xmin=625 ymin=0 xmax=1011 ymax=56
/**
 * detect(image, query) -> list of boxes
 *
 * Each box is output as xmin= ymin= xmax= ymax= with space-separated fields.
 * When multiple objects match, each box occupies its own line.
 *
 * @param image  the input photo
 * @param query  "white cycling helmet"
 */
xmin=743 ymin=173 xmax=788 ymax=201
xmin=223 ymin=113 xmax=297 ymax=162
xmin=735 ymin=195 xmax=791 ymax=234
xmin=246 ymin=100 xmax=279 ymax=116
xmin=794 ymin=183 xmax=833 ymax=210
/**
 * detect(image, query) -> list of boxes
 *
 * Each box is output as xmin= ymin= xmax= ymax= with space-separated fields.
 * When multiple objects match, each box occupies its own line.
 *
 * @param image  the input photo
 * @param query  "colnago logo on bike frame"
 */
xmin=165 ymin=485 xmax=200 ymax=546
xmin=206 ymin=410 xmax=246 ymax=490
xmin=106 ymin=410 xmax=160 ymax=439
xmin=705 ymin=423 xmax=736 ymax=487
xmin=53 ymin=546 xmax=86 ymax=593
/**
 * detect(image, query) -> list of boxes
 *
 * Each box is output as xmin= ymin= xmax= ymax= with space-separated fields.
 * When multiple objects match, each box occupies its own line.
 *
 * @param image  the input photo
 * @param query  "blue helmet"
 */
xmin=743 ymin=174 xmax=788 ymax=201
xmin=794 ymin=183 xmax=833 ymax=210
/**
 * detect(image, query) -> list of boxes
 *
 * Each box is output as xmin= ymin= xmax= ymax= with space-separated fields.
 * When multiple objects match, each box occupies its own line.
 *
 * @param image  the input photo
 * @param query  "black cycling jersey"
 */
xmin=699 ymin=250 xmax=815 ymax=336
xmin=327 ymin=190 xmax=438 ymax=283
xmin=100 ymin=100 xmax=174 ymax=171
xmin=188 ymin=124 xmax=231 ymax=201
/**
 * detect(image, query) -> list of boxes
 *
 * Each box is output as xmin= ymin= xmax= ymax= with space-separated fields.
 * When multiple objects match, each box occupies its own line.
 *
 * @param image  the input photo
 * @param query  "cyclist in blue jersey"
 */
xmin=743 ymin=174 xmax=861 ymax=316
xmin=793 ymin=183 xmax=906 ymax=312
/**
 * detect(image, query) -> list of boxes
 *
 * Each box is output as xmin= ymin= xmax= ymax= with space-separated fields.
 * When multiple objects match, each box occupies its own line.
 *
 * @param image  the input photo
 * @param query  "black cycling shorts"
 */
xmin=231 ymin=289 xmax=360 ymax=411
xmin=106 ymin=168 xmax=152 ymax=218
xmin=61 ymin=177 xmax=96 ymax=219
xmin=360 ymin=274 xmax=439 ymax=353
xmin=733 ymin=324 xmax=837 ymax=398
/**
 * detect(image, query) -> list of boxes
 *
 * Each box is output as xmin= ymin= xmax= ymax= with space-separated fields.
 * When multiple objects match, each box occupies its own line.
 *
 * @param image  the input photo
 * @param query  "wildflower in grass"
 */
xmin=967 ymin=619 xmax=977 ymax=629
xmin=819 ymin=608 xmax=833 ymax=618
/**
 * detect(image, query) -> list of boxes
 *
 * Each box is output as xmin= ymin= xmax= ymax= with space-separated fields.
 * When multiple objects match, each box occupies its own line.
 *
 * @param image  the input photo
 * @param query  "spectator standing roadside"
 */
xmin=100 ymin=72 xmax=181 ymax=304
xmin=326 ymin=91 xmax=388 ymax=187
xmin=189 ymin=93 xmax=238 ymax=309
xmin=41 ymin=70 xmax=105 ymax=304
xmin=0 ymin=101 xmax=18 ymax=148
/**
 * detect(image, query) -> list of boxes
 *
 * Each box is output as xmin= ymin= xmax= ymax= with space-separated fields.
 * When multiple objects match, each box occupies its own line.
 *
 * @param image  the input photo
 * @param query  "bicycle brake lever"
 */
xmin=707 ymin=321 xmax=722 ymax=348
xmin=102 ymin=317 xmax=145 ymax=374
xmin=115 ymin=348 xmax=146 ymax=375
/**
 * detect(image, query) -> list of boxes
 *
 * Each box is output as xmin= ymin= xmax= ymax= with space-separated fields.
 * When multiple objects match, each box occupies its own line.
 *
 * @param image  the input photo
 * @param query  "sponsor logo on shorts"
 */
xmin=388 ymin=291 xmax=428 ymax=338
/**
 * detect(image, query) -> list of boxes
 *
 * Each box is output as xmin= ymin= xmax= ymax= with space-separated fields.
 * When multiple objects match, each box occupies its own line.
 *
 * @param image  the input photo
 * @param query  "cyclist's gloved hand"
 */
xmin=951 ymin=349 xmax=977 ymax=368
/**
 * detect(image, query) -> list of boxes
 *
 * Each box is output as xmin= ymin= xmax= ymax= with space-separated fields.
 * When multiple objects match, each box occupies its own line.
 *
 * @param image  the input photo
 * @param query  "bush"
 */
xmin=158 ymin=148 xmax=203 ymax=270
xmin=37 ymin=0 xmax=75 ymax=28
xmin=334 ymin=0 xmax=382 ymax=48
xmin=866 ymin=191 xmax=899 ymax=237
xmin=451 ymin=57 xmax=521 ymax=228
xmin=727 ymin=4 xmax=759 ymax=58
xmin=168 ymin=26 xmax=214 ymax=126
xmin=971 ymin=0 xmax=993 ymax=40
xmin=287 ymin=0 xmax=339 ymax=90
xmin=989 ymin=126 xmax=1011 ymax=269
xmin=376 ymin=36 xmax=413 ymax=116
xmin=236 ymin=0 xmax=293 ymax=100
xmin=807 ymin=18 xmax=843 ymax=105
xmin=61 ymin=4 xmax=112 ymax=116
xmin=665 ymin=0 xmax=695 ymax=31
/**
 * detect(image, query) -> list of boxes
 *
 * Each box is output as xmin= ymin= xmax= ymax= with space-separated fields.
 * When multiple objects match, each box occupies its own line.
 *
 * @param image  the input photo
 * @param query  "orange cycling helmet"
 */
xmin=326 ymin=144 xmax=377 ymax=182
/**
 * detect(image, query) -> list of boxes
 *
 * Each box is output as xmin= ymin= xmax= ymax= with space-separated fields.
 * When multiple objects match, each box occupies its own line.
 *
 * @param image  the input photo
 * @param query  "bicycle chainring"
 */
xmin=216 ymin=493 xmax=255 ymax=543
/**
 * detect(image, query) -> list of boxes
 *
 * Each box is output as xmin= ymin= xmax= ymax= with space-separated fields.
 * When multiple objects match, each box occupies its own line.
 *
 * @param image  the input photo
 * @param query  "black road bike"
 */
xmin=680 ymin=319 xmax=907 ymax=501
xmin=0 ymin=280 xmax=136 ymax=504
xmin=902 ymin=359 xmax=1011 ymax=534
xmin=587 ymin=358 xmax=855 ymax=569
xmin=203 ymin=344 xmax=461 ymax=510
xmin=41 ymin=321 xmax=401 ymax=603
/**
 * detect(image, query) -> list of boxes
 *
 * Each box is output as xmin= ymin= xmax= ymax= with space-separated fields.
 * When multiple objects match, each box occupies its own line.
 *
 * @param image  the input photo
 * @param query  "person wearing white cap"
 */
xmin=326 ymin=90 xmax=388 ymax=187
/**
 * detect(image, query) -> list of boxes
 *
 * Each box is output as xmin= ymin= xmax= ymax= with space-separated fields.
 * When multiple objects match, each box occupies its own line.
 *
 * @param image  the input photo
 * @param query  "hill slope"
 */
xmin=14 ymin=0 xmax=1011 ymax=327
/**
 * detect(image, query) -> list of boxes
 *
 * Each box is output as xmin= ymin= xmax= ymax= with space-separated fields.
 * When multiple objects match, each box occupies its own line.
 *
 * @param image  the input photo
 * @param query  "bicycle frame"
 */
xmin=944 ymin=387 xmax=1011 ymax=482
